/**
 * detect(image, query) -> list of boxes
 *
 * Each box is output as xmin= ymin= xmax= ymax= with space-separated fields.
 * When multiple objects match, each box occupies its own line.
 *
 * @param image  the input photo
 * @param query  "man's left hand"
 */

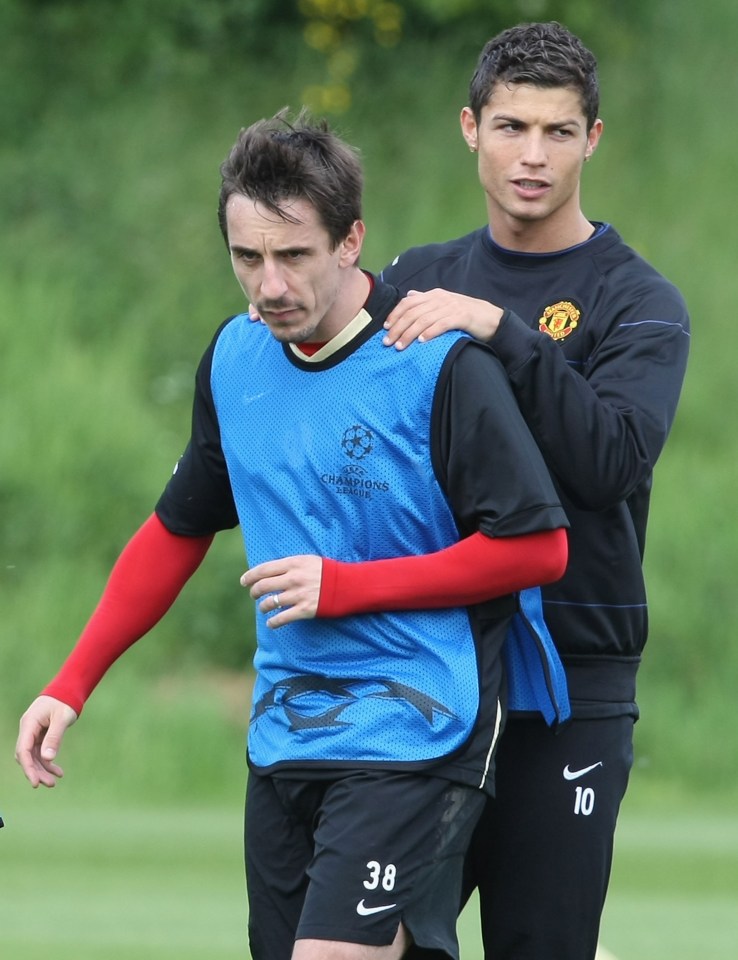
xmin=241 ymin=555 xmax=323 ymax=628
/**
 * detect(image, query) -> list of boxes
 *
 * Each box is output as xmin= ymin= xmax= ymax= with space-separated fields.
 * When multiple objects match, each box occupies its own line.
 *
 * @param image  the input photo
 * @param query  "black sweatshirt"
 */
xmin=381 ymin=223 xmax=690 ymax=718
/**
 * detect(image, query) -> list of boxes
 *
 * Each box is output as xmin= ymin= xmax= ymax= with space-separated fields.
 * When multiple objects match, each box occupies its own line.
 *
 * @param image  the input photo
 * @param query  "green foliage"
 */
xmin=2 ymin=0 xmax=737 ymax=800
xmin=295 ymin=0 xmax=650 ymax=111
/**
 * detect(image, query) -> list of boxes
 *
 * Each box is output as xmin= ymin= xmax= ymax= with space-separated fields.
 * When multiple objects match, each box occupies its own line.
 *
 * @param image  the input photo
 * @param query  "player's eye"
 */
xmin=233 ymin=250 xmax=259 ymax=264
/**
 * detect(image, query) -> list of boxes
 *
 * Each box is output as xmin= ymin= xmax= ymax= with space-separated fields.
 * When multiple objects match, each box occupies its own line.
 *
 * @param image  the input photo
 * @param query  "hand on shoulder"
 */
xmin=383 ymin=289 xmax=504 ymax=349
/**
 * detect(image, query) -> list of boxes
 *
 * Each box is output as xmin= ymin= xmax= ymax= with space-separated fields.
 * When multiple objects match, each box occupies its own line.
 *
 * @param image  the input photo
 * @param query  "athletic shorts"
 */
xmin=245 ymin=769 xmax=486 ymax=960
xmin=404 ymin=713 xmax=636 ymax=960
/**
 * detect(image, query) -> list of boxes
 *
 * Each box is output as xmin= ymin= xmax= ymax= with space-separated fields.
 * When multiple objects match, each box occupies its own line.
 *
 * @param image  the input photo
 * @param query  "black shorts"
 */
xmin=471 ymin=713 xmax=635 ymax=959
xmin=405 ymin=713 xmax=636 ymax=960
xmin=245 ymin=769 xmax=486 ymax=960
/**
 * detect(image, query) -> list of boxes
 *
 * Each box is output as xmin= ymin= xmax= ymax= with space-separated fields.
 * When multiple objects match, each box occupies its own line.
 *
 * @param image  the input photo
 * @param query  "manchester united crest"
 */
xmin=539 ymin=300 xmax=580 ymax=341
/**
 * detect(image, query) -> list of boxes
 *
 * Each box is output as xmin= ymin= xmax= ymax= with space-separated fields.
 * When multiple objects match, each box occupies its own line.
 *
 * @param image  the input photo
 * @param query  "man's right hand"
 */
xmin=382 ymin=288 xmax=504 ymax=349
xmin=15 ymin=696 xmax=78 ymax=788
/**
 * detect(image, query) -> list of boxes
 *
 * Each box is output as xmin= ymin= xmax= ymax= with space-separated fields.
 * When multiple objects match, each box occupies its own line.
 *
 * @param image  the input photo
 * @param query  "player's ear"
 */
xmin=584 ymin=118 xmax=604 ymax=161
xmin=339 ymin=220 xmax=365 ymax=267
xmin=460 ymin=107 xmax=479 ymax=153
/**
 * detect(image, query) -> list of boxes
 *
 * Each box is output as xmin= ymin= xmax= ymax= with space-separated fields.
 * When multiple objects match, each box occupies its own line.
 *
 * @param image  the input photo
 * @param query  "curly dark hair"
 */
xmin=217 ymin=108 xmax=363 ymax=250
xmin=469 ymin=22 xmax=599 ymax=130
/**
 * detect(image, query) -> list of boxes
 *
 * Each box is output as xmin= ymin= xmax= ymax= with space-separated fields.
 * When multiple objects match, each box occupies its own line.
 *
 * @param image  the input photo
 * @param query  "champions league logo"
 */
xmin=320 ymin=424 xmax=389 ymax=499
xmin=341 ymin=424 xmax=374 ymax=461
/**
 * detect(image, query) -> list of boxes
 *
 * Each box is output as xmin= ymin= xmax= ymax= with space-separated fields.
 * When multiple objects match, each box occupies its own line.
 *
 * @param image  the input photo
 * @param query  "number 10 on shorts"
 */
xmin=574 ymin=786 xmax=595 ymax=816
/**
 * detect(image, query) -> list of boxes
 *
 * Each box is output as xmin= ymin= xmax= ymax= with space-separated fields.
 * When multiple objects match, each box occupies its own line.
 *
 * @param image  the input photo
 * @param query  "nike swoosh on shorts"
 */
xmin=562 ymin=761 xmax=603 ymax=780
xmin=356 ymin=899 xmax=397 ymax=916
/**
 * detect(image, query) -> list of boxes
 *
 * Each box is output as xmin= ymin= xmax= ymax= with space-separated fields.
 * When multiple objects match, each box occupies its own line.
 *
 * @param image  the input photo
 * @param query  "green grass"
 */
xmin=598 ymin=809 xmax=738 ymax=959
xmin=2 ymin=754 xmax=736 ymax=960
xmin=0 ymin=775 xmax=249 ymax=959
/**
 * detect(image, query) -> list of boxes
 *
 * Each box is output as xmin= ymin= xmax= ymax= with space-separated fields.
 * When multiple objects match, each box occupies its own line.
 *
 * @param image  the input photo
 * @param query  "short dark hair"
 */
xmin=469 ymin=22 xmax=599 ymax=130
xmin=218 ymin=108 xmax=363 ymax=249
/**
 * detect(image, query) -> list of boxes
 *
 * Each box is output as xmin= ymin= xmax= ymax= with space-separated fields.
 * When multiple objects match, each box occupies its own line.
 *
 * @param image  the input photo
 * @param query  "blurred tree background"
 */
xmin=1 ymin=0 xmax=736 ymax=802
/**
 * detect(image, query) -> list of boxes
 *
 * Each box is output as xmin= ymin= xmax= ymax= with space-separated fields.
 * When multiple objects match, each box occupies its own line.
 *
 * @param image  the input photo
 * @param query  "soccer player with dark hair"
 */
xmin=16 ymin=109 xmax=569 ymax=960
xmin=381 ymin=21 xmax=690 ymax=960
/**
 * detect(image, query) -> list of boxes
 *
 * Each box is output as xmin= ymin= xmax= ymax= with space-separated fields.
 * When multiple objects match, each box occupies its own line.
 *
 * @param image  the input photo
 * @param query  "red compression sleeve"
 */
xmin=42 ymin=514 xmax=213 ymax=715
xmin=317 ymin=528 xmax=567 ymax=619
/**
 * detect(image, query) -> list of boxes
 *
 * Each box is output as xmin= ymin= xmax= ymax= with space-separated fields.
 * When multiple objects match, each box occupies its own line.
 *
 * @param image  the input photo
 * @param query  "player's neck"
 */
xmin=309 ymin=268 xmax=371 ymax=343
xmin=293 ymin=271 xmax=374 ymax=357
xmin=489 ymin=208 xmax=594 ymax=254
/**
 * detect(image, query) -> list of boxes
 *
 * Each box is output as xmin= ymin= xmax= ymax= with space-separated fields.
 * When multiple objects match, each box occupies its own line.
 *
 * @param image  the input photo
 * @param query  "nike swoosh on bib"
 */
xmin=356 ymin=899 xmax=397 ymax=916
xmin=562 ymin=761 xmax=603 ymax=780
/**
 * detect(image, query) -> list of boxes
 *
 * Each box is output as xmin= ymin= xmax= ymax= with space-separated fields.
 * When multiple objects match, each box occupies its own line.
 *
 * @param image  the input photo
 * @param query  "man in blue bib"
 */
xmin=17 ymin=110 xmax=568 ymax=960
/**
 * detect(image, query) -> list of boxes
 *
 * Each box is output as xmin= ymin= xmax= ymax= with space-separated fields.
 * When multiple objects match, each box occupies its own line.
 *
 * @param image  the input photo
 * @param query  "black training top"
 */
xmin=381 ymin=224 xmax=690 ymax=718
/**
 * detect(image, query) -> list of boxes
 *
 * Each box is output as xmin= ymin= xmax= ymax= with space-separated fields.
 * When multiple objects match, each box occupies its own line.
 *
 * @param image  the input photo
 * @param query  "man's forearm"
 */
xmin=42 ymin=514 xmax=213 ymax=714
xmin=317 ymin=528 xmax=567 ymax=618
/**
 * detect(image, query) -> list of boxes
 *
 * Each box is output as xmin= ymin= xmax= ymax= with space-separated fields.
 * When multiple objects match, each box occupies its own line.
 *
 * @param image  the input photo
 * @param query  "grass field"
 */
xmin=1 ymin=755 xmax=736 ymax=960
